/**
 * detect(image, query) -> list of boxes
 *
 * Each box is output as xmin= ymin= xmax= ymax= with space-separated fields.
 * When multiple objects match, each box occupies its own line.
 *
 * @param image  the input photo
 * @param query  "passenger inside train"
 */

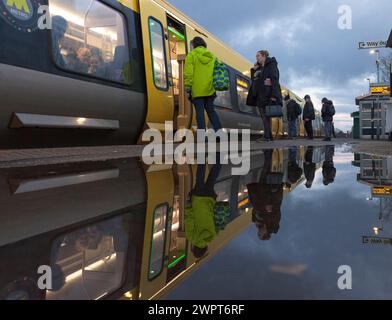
xmin=50 ymin=0 xmax=131 ymax=84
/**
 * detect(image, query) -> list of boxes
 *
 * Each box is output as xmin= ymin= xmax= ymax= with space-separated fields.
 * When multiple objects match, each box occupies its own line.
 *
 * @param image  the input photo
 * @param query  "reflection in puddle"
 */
xmin=0 ymin=145 xmax=392 ymax=300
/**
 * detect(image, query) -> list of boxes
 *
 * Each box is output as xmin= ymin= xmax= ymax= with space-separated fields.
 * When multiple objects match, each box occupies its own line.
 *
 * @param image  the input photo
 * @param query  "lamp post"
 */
xmin=370 ymin=49 xmax=381 ymax=83
xmin=366 ymin=78 xmax=371 ymax=93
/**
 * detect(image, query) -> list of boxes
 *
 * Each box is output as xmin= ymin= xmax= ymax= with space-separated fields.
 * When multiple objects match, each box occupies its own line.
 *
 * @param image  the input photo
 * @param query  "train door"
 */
xmin=138 ymin=164 xmax=174 ymax=299
xmin=166 ymin=17 xmax=193 ymax=130
xmin=139 ymin=0 xmax=174 ymax=131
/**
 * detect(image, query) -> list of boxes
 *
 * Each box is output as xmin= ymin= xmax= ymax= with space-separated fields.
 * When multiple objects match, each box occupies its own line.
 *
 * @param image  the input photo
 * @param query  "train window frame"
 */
xmin=148 ymin=17 xmax=169 ymax=91
xmin=47 ymin=211 xmax=132 ymax=300
xmin=236 ymin=75 xmax=254 ymax=114
xmin=148 ymin=203 xmax=170 ymax=281
xmin=47 ymin=0 xmax=133 ymax=86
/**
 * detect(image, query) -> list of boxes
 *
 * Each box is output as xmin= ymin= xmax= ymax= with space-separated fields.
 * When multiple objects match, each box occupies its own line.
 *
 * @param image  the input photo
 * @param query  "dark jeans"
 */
xmin=304 ymin=120 xmax=313 ymax=138
xmin=192 ymin=96 xmax=222 ymax=131
xmin=259 ymin=107 xmax=272 ymax=140
xmin=324 ymin=121 xmax=333 ymax=139
xmin=288 ymin=119 xmax=297 ymax=138
xmin=193 ymin=162 xmax=222 ymax=198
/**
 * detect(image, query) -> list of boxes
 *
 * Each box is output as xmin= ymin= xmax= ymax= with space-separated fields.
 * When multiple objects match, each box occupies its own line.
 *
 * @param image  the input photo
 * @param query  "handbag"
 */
xmin=213 ymin=59 xmax=229 ymax=91
xmin=265 ymin=104 xmax=283 ymax=118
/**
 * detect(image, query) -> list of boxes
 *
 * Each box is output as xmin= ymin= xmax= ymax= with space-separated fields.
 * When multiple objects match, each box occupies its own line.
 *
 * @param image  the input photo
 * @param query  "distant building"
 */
xmin=355 ymin=83 xmax=392 ymax=140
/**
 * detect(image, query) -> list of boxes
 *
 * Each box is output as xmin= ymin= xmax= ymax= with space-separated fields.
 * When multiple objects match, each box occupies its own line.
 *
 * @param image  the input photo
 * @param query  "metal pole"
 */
xmin=376 ymin=94 xmax=380 ymax=140
xmin=376 ymin=50 xmax=381 ymax=83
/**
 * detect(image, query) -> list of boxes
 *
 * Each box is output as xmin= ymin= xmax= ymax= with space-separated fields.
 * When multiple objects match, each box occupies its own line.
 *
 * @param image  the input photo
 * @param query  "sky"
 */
xmin=167 ymin=0 xmax=392 ymax=131
xmin=167 ymin=148 xmax=392 ymax=299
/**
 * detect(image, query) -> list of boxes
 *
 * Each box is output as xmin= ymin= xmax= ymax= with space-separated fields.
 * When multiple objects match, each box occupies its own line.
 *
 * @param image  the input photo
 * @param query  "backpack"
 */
xmin=329 ymin=104 xmax=336 ymax=116
xmin=295 ymin=102 xmax=302 ymax=116
xmin=213 ymin=59 xmax=230 ymax=91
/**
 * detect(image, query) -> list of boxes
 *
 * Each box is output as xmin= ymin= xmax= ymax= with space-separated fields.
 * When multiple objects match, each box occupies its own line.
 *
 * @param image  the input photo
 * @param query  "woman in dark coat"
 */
xmin=250 ymin=50 xmax=283 ymax=142
xmin=247 ymin=150 xmax=284 ymax=240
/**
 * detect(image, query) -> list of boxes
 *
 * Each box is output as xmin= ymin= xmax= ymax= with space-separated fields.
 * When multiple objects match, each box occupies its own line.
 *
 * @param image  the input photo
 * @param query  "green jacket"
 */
xmin=184 ymin=47 xmax=216 ymax=99
xmin=185 ymin=195 xmax=217 ymax=249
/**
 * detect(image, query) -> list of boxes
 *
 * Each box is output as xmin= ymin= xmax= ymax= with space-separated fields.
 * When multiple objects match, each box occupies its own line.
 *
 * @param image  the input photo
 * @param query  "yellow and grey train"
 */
xmin=0 ymin=0 xmax=323 ymax=149
xmin=0 ymin=147 xmax=326 ymax=300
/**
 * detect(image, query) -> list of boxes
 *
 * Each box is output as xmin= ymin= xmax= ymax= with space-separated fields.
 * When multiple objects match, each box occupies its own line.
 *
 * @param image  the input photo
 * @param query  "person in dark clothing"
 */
xmin=250 ymin=50 xmax=283 ymax=142
xmin=247 ymin=149 xmax=284 ymax=240
xmin=321 ymin=98 xmax=336 ymax=141
xmin=284 ymin=94 xmax=302 ymax=139
xmin=322 ymin=145 xmax=336 ymax=185
xmin=286 ymin=148 xmax=303 ymax=188
xmin=303 ymin=95 xmax=315 ymax=140
xmin=303 ymin=146 xmax=316 ymax=188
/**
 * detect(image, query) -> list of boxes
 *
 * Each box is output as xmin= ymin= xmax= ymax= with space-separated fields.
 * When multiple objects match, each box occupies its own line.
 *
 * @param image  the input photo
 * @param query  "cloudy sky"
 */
xmin=167 ymin=0 xmax=392 ymax=131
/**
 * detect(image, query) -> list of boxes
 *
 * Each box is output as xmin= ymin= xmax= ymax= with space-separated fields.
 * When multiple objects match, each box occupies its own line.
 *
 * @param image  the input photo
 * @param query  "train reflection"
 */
xmin=0 ymin=148 xmax=327 ymax=300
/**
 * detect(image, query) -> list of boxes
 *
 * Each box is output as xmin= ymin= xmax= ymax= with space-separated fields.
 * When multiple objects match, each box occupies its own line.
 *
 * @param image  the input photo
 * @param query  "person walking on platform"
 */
xmin=303 ymin=95 xmax=315 ymax=140
xmin=284 ymin=94 xmax=302 ymax=139
xmin=304 ymin=146 xmax=316 ymax=189
xmin=250 ymin=50 xmax=282 ymax=142
xmin=321 ymin=98 xmax=336 ymax=141
xmin=184 ymin=37 xmax=222 ymax=131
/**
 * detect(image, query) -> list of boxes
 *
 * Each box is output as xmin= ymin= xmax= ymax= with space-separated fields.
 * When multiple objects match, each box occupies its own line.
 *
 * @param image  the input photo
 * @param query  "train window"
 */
xmin=236 ymin=77 xmax=253 ymax=113
xmin=148 ymin=18 xmax=168 ymax=90
xmin=215 ymin=89 xmax=232 ymax=109
xmin=49 ymin=0 xmax=131 ymax=84
xmin=46 ymin=215 xmax=129 ymax=300
xmin=148 ymin=203 xmax=169 ymax=280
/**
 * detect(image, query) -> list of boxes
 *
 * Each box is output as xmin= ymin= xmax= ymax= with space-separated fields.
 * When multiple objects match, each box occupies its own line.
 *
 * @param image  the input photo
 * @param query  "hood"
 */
xmin=265 ymin=57 xmax=278 ymax=66
xmin=322 ymin=98 xmax=333 ymax=105
xmin=192 ymin=46 xmax=215 ymax=64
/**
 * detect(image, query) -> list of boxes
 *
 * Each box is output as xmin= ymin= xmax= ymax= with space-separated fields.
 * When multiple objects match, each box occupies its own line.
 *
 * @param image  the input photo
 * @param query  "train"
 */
xmin=0 ymin=146 xmax=327 ymax=300
xmin=0 ymin=0 xmax=323 ymax=149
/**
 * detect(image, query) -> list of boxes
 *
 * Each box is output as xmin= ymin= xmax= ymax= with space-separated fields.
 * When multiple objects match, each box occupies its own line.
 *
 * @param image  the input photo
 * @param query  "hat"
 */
xmin=191 ymin=36 xmax=207 ymax=48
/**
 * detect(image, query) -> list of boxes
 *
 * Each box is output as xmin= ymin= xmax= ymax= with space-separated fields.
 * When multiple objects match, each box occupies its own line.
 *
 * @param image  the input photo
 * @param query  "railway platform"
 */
xmin=0 ymin=139 xmax=360 ymax=169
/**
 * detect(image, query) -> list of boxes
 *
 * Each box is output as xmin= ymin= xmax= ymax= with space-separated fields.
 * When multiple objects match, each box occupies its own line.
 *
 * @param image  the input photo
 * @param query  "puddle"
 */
xmin=0 ymin=145 xmax=391 ymax=300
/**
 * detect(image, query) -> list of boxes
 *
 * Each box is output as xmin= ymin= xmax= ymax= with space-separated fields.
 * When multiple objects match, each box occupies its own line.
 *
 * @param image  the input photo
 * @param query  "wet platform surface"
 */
xmin=1 ymin=143 xmax=392 ymax=300
xmin=0 ymin=139 xmax=358 ymax=168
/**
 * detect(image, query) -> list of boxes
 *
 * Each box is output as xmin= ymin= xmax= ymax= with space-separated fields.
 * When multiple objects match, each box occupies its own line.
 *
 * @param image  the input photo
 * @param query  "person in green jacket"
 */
xmin=185 ymin=161 xmax=222 ymax=258
xmin=184 ymin=37 xmax=222 ymax=131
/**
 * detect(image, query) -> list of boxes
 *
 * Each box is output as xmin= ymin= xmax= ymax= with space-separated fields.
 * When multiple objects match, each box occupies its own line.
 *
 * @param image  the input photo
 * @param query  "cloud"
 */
xmin=230 ymin=4 xmax=315 ymax=49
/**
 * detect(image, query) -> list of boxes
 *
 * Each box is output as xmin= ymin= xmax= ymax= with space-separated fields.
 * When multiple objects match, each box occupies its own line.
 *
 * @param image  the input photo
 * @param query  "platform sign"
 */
xmin=363 ymin=236 xmax=392 ymax=245
xmin=372 ymin=186 xmax=392 ymax=197
xmin=358 ymin=40 xmax=387 ymax=49
xmin=371 ymin=86 xmax=391 ymax=95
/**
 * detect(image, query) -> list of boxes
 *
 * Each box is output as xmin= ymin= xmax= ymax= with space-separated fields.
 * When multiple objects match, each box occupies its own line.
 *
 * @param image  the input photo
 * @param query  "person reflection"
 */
xmin=247 ymin=150 xmax=284 ymax=241
xmin=322 ymin=145 xmax=336 ymax=186
xmin=286 ymin=147 xmax=303 ymax=188
xmin=304 ymin=146 xmax=316 ymax=189
xmin=185 ymin=158 xmax=229 ymax=259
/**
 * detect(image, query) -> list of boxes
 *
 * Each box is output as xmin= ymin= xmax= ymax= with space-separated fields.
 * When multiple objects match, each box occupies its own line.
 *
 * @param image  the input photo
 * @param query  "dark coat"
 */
xmin=287 ymin=161 xmax=303 ymax=184
xmin=322 ymin=161 xmax=336 ymax=185
xmin=251 ymin=57 xmax=283 ymax=108
xmin=303 ymin=101 xmax=315 ymax=120
xmin=248 ymin=182 xmax=283 ymax=236
xmin=286 ymin=99 xmax=301 ymax=121
xmin=321 ymin=99 xmax=335 ymax=122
